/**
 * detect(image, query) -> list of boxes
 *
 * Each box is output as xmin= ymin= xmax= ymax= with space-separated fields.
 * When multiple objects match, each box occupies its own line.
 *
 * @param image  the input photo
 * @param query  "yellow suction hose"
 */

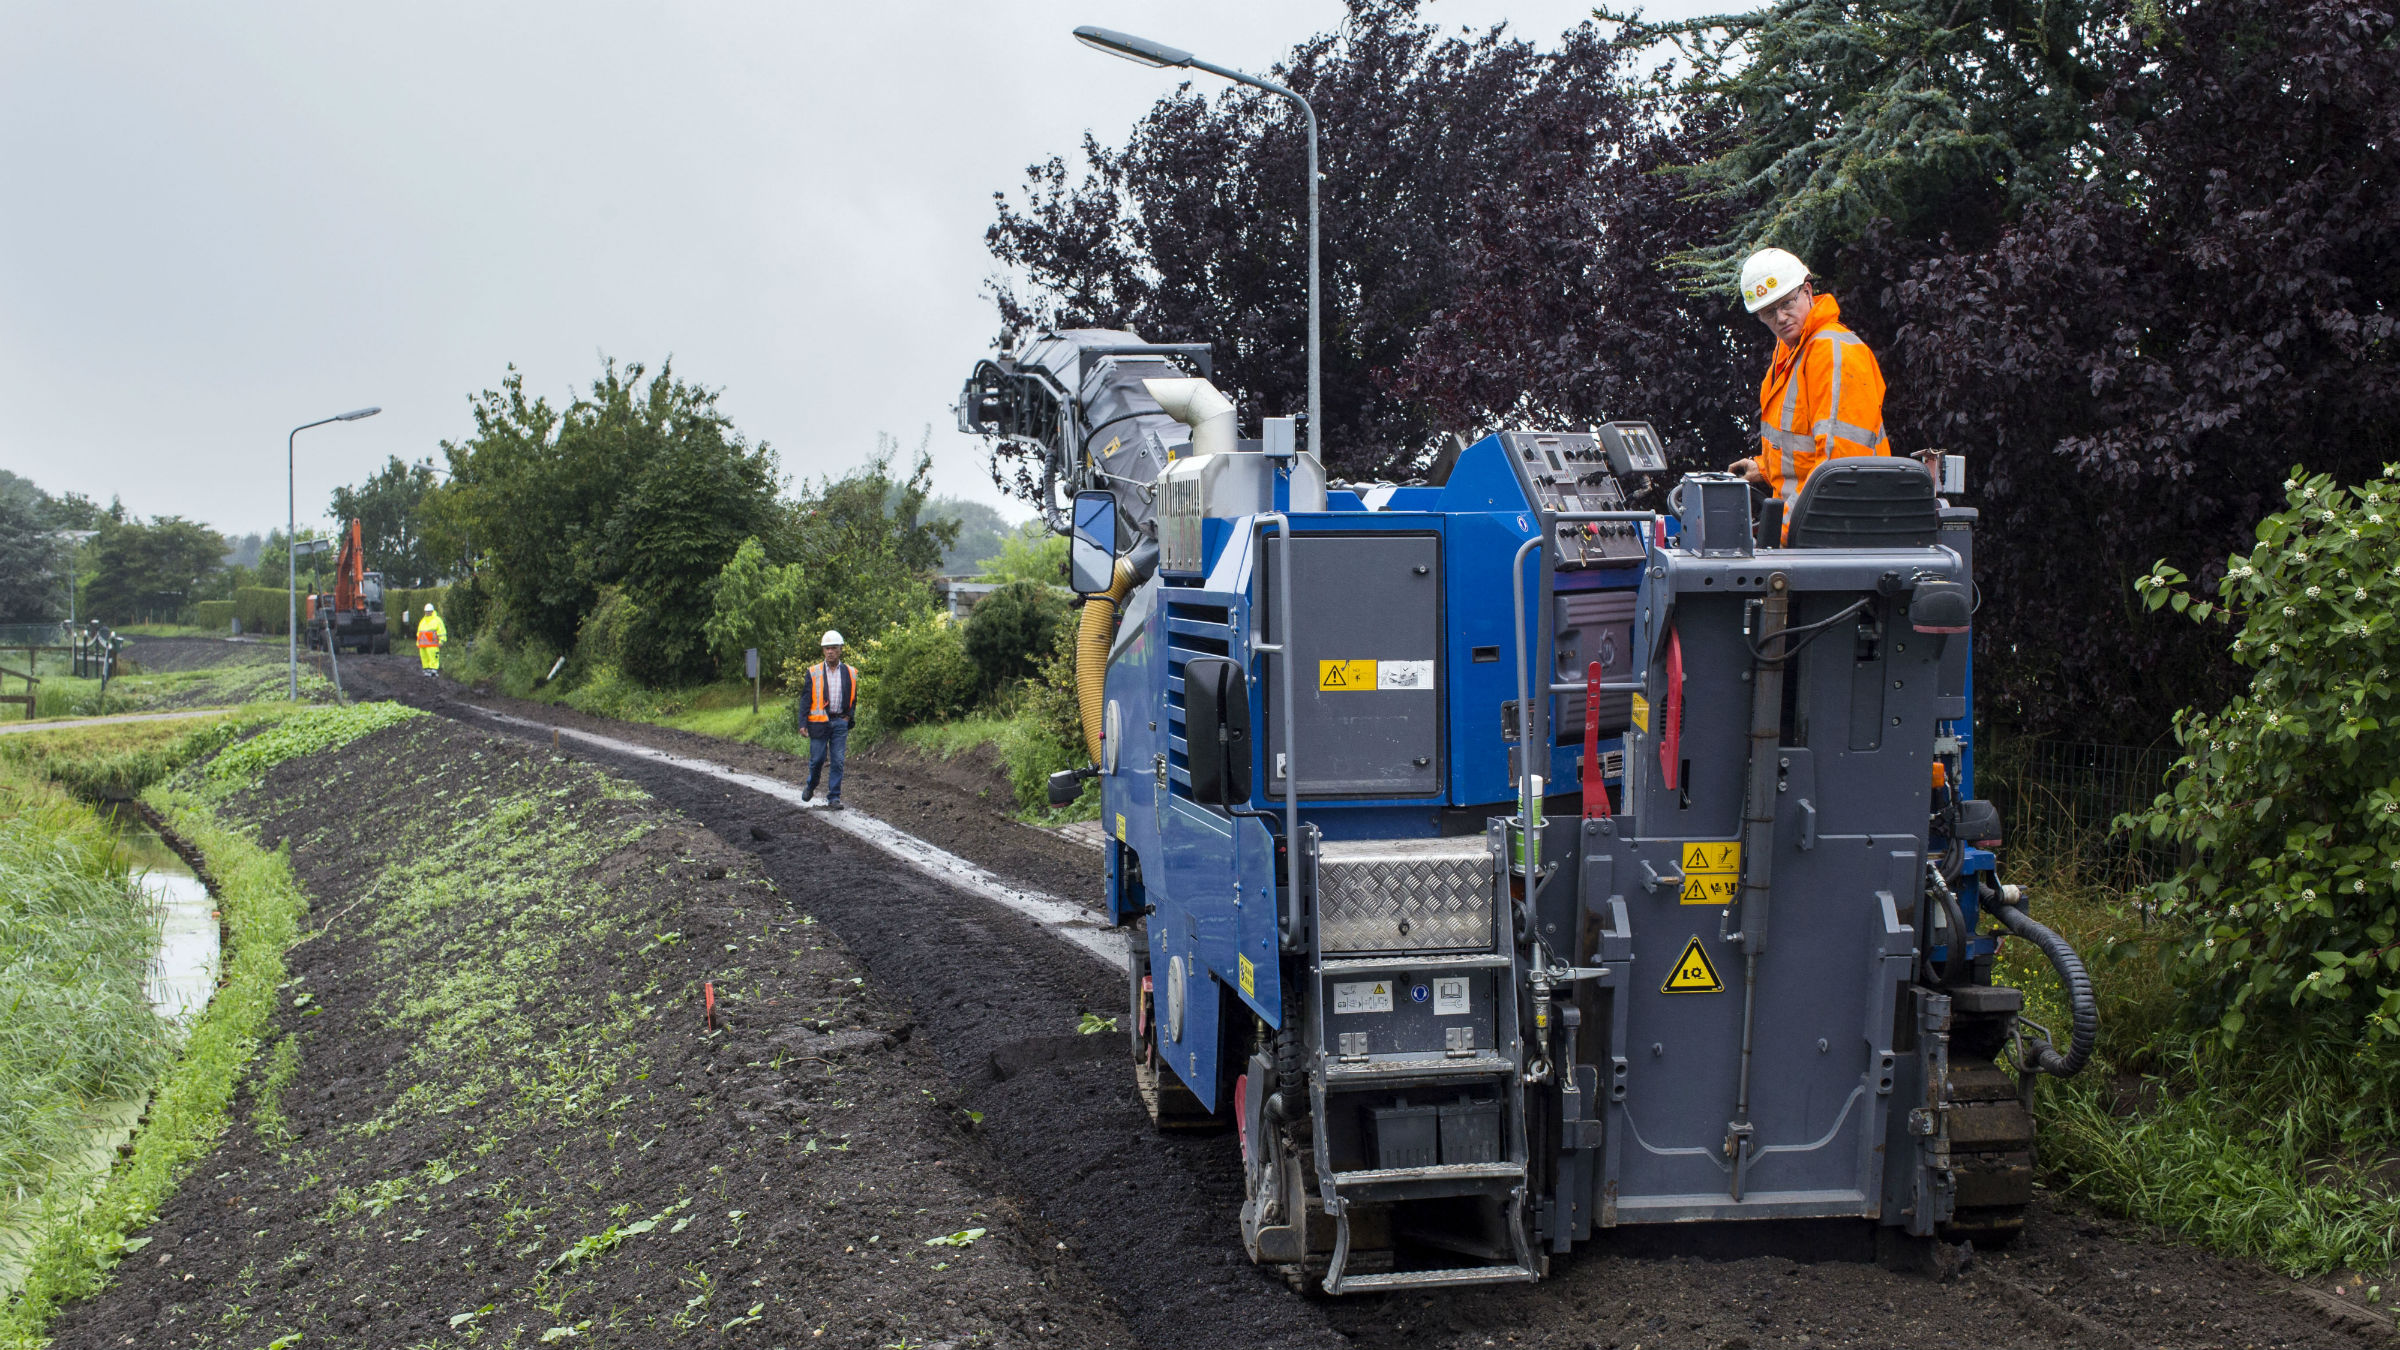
xmin=1075 ymin=556 xmax=1140 ymax=764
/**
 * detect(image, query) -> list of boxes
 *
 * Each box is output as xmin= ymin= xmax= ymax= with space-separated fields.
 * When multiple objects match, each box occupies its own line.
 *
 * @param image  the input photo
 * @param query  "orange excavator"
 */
xmin=304 ymin=520 xmax=389 ymax=655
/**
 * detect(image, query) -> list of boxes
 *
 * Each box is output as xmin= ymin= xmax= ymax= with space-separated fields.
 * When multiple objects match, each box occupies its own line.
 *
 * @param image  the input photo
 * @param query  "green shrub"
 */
xmin=194 ymin=600 xmax=234 ymax=633
xmin=854 ymin=611 xmax=976 ymax=728
xmin=1000 ymin=614 xmax=1096 ymax=817
xmin=440 ymin=573 xmax=484 ymax=636
xmin=963 ymin=580 xmax=1068 ymax=696
xmin=573 ymin=585 xmax=640 ymax=675
xmin=974 ymin=520 xmax=1068 ymax=586
xmin=2133 ymin=465 xmax=2400 ymax=1089
xmin=703 ymin=536 xmax=809 ymax=677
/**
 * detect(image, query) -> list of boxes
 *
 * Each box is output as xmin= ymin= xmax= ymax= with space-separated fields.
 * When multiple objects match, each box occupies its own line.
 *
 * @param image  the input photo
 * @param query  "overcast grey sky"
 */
xmin=0 ymin=1 xmax=1730 ymax=537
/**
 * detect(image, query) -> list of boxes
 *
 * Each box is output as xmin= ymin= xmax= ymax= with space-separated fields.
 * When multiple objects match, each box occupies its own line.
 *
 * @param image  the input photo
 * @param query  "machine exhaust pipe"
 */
xmin=1143 ymin=377 xmax=1238 ymax=458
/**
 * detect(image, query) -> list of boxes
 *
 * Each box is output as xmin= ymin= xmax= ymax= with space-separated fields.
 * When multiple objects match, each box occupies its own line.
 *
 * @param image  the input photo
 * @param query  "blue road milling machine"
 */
xmin=960 ymin=329 xmax=2097 ymax=1293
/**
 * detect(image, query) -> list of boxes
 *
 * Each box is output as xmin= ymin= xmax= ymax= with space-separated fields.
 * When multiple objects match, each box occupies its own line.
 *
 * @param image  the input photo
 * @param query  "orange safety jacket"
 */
xmin=415 ymin=610 xmax=446 ymax=648
xmin=806 ymin=662 xmax=857 ymax=724
xmin=1757 ymin=294 xmax=1890 ymax=519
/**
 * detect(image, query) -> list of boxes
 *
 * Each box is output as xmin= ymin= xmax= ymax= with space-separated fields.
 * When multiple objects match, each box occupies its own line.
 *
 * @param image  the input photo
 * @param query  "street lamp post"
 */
xmin=289 ymin=407 xmax=381 ymax=699
xmin=1072 ymin=25 xmax=1321 ymax=462
xmin=52 ymin=530 xmax=96 ymax=631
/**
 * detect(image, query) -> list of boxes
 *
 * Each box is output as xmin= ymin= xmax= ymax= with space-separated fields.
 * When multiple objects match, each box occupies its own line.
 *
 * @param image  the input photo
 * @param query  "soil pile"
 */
xmin=43 ymin=716 xmax=1129 ymax=1348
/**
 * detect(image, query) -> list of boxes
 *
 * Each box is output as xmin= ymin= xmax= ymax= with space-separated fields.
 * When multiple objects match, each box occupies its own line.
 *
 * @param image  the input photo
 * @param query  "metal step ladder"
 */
xmin=1302 ymin=823 xmax=1540 ymax=1293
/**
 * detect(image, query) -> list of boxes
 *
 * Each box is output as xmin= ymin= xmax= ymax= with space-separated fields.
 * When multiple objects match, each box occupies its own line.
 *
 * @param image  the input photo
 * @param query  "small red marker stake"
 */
xmin=704 ymin=981 xmax=717 ymax=1032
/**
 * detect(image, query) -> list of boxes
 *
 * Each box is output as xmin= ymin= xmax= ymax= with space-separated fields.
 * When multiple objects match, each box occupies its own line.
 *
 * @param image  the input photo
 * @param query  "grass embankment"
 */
xmin=1999 ymin=849 xmax=2400 ymax=1285
xmin=0 ymin=764 xmax=171 ymax=1258
xmin=0 ymin=705 xmax=414 ymax=1348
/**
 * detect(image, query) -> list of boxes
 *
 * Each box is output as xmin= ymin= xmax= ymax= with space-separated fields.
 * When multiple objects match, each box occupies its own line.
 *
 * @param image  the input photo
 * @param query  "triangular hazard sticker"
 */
xmin=1661 ymin=936 xmax=1725 ymax=994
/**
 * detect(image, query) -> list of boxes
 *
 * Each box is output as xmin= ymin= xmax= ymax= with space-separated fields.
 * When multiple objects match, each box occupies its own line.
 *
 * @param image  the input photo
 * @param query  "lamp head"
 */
xmin=1073 ymin=25 xmax=1192 ymax=68
xmin=336 ymin=406 xmax=382 ymax=422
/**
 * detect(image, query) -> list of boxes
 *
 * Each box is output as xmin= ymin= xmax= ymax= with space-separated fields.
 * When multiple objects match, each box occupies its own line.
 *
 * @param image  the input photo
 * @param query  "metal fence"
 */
xmin=1975 ymin=737 xmax=2183 ymax=888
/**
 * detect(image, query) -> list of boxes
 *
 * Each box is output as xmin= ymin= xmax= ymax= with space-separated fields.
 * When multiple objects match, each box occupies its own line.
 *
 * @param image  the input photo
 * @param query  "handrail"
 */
xmin=1252 ymin=513 xmax=1302 ymax=946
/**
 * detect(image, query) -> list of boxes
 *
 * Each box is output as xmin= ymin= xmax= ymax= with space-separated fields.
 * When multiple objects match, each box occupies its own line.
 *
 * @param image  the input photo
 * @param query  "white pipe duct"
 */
xmin=1142 ymin=377 xmax=1238 ymax=458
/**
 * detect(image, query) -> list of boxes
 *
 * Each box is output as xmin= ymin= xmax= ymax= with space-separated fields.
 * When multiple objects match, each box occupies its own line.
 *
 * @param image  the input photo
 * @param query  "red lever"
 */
xmin=1659 ymin=629 xmax=1685 ymax=791
xmin=1582 ymin=661 xmax=1612 ymax=819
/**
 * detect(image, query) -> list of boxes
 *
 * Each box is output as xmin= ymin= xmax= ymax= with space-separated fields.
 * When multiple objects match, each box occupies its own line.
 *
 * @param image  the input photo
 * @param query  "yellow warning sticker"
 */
xmin=1115 ymin=812 xmax=1127 ymax=842
xmin=1630 ymin=692 xmax=1651 ymax=733
xmin=1682 ymin=841 xmax=1740 ymax=873
xmin=1238 ymin=954 xmax=1256 ymax=999
xmin=1662 ymin=936 xmax=1725 ymax=993
xmin=1679 ymin=841 xmax=1742 ymax=905
xmin=1318 ymin=659 xmax=1378 ymax=692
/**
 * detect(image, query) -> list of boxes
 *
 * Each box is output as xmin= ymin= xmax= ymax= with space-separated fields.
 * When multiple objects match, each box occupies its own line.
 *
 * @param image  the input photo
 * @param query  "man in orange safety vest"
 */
xmin=799 ymin=630 xmax=858 ymax=809
xmin=1725 ymin=248 xmax=1892 ymax=530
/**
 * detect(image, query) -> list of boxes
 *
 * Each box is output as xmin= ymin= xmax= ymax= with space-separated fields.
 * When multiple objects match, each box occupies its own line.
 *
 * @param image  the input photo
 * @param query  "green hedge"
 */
xmin=193 ymin=600 xmax=234 ymax=633
xmin=222 ymin=586 xmax=452 ymax=640
xmin=385 ymin=586 xmax=449 ymax=640
xmin=232 ymin=587 xmax=292 ymax=636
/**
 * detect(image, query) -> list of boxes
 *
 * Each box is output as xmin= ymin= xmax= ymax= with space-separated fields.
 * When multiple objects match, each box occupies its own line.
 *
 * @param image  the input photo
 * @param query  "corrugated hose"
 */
xmin=1074 ymin=540 xmax=1158 ymax=764
xmin=1990 ymin=890 xmax=2096 ymax=1077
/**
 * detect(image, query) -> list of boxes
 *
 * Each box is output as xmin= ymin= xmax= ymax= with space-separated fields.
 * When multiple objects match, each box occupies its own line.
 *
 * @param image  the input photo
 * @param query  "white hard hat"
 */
xmin=1739 ymin=247 xmax=1810 ymax=313
xmin=820 ymin=630 xmax=844 ymax=647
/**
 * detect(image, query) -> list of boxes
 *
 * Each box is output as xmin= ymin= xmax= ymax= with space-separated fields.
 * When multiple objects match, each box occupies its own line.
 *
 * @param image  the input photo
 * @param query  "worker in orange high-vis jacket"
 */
xmin=799 ymin=630 xmax=859 ymax=809
xmin=1726 ymin=248 xmax=1892 ymax=530
xmin=415 ymin=602 xmax=447 ymax=679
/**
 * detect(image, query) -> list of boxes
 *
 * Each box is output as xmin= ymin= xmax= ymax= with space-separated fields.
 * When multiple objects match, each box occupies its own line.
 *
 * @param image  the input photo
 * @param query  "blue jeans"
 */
xmin=805 ymin=719 xmax=849 ymax=802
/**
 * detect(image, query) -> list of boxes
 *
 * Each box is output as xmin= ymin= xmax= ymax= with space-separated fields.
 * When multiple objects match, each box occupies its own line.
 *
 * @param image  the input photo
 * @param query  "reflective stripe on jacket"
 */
xmin=1757 ymin=294 xmax=1890 ymax=516
xmin=806 ymin=662 xmax=856 ymax=723
xmin=415 ymin=612 xmax=446 ymax=647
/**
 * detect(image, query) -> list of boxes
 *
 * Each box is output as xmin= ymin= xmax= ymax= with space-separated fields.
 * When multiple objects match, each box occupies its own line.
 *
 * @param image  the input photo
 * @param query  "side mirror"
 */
xmin=1909 ymin=580 xmax=1971 ymax=634
xmin=1181 ymin=656 xmax=1251 ymax=806
xmin=1071 ymin=490 xmax=1119 ymax=596
xmin=1953 ymin=798 xmax=2002 ymax=847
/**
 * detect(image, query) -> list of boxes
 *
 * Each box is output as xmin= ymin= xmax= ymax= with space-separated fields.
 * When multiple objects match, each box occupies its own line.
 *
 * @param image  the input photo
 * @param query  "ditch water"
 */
xmin=109 ymin=809 xmax=220 ymax=1031
xmin=0 ymin=808 xmax=220 ymax=1297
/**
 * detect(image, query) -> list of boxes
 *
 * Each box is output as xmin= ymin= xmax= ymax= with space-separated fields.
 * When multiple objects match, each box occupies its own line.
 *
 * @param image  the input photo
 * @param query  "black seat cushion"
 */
xmin=1787 ymin=459 xmax=1938 ymax=548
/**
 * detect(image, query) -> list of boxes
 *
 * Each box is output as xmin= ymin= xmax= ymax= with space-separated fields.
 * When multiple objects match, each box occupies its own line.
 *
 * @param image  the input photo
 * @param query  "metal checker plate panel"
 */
xmin=1318 ymin=838 xmax=1494 ymax=954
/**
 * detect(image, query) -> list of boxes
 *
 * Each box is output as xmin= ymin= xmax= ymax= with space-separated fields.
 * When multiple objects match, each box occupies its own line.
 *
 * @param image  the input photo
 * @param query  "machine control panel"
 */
xmin=1499 ymin=428 xmax=1663 ymax=568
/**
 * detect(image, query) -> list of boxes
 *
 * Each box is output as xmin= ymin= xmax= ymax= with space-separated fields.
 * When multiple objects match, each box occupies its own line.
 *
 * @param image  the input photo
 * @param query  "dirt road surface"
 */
xmin=87 ymin=649 xmax=2394 ymax=1348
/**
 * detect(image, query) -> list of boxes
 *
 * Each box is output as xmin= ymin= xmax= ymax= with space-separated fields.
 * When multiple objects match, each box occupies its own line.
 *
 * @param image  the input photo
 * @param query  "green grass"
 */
xmin=894 ymin=715 xmax=1013 ymax=761
xmin=0 ymin=765 xmax=172 ymax=1221
xmin=0 ymin=777 xmax=309 ymax=1348
xmin=0 ymin=712 xmax=266 ymax=800
xmin=24 ymin=662 xmax=330 ymax=722
xmin=1999 ymin=844 xmax=2400 ymax=1279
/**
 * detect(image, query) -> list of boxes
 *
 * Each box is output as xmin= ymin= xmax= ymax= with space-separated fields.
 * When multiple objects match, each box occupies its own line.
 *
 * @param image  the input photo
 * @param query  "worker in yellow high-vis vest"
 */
xmin=415 ymin=602 xmax=447 ymax=679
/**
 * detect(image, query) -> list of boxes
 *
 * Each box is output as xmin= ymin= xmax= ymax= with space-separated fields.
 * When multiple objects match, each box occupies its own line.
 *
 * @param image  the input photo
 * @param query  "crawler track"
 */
xmin=345 ymin=655 xmax=2392 ymax=1350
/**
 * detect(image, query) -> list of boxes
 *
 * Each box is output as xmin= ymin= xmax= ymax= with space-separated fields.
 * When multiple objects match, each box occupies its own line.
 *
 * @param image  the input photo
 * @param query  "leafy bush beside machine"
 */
xmin=962 ymin=329 xmax=2096 ymax=1291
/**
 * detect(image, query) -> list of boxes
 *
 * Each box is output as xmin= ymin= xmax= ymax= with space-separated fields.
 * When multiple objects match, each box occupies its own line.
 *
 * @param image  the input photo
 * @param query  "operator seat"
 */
xmin=1786 ymin=458 xmax=1940 ymax=548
